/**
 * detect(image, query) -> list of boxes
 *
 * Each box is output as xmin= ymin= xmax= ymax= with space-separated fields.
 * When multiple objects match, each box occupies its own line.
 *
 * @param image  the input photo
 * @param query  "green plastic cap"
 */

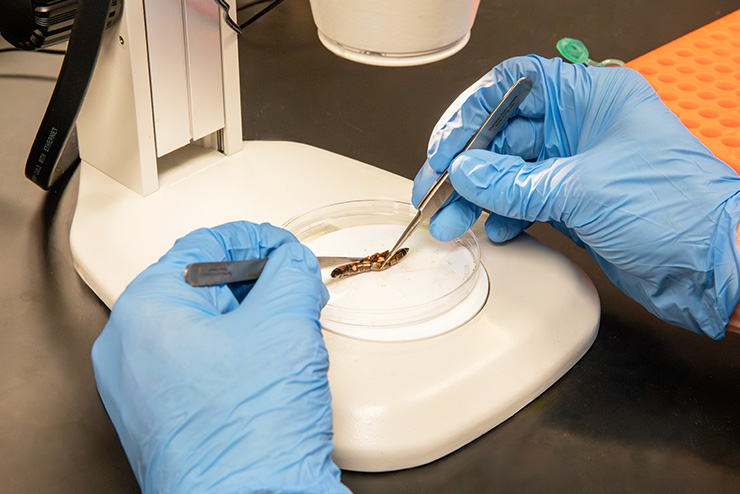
xmin=557 ymin=37 xmax=589 ymax=64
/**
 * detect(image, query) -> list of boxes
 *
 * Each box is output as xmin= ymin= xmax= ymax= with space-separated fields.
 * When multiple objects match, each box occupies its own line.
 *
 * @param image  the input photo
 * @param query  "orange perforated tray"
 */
xmin=627 ymin=10 xmax=740 ymax=173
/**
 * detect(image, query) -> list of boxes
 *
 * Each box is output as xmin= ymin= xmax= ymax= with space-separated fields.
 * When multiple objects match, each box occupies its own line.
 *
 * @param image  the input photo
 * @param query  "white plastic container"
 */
xmin=308 ymin=0 xmax=480 ymax=66
xmin=284 ymin=200 xmax=489 ymax=342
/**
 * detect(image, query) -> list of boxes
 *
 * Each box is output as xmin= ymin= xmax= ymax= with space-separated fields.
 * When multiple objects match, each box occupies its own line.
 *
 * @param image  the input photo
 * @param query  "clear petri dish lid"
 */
xmin=283 ymin=200 xmax=488 ymax=341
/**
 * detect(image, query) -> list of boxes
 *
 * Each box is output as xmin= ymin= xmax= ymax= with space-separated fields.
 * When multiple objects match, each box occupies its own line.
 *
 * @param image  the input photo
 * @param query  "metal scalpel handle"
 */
xmin=185 ymin=256 xmax=365 ymax=286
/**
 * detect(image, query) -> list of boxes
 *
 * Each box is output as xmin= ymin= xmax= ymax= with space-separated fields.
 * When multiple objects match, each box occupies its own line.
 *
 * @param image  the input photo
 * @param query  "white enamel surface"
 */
xmin=76 ymin=0 xmax=240 ymax=194
xmin=71 ymin=141 xmax=599 ymax=472
xmin=76 ymin=0 xmax=159 ymax=195
xmin=182 ymin=0 xmax=225 ymax=142
xmin=143 ymin=0 xmax=191 ymax=157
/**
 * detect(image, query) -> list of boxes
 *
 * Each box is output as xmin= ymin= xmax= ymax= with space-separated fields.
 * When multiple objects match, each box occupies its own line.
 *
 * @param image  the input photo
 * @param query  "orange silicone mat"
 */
xmin=626 ymin=10 xmax=740 ymax=173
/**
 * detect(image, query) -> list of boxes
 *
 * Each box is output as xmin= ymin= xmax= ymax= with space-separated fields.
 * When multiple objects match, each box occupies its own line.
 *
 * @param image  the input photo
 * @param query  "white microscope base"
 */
xmin=70 ymin=140 xmax=599 ymax=472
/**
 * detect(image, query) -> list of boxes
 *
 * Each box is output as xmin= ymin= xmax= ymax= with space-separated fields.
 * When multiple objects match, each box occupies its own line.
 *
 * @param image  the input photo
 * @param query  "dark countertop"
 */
xmin=1 ymin=1 xmax=739 ymax=492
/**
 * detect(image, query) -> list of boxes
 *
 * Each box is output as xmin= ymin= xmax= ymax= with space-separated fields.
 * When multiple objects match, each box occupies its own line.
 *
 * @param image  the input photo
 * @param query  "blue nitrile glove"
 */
xmin=91 ymin=222 xmax=351 ymax=494
xmin=412 ymin=55 xmax=740 ymax=339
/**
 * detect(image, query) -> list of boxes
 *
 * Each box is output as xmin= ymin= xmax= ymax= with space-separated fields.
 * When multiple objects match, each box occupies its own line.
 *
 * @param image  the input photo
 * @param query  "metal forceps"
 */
xmin=383 ymin=77 xmax=533 ymax=263
xmin=185 ymin=256 xmax=364 ymax=286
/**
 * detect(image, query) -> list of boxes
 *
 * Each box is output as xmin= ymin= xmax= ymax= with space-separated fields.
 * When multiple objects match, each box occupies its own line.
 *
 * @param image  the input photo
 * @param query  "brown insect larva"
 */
xmin=330 ymin=248 xmax=410 ymax=279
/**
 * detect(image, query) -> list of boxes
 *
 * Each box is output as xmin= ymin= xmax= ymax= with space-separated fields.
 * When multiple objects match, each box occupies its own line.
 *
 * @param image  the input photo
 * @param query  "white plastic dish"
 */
xmin=283 ymin=200 xmax=489 ymax=341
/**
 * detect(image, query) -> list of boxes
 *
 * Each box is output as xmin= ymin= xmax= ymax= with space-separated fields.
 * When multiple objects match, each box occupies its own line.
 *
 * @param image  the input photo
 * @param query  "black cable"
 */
xmin=239 ymin=0 xmax=285 ymax=28
xmin=0 ymin=74 xmax=58 ymax=82
xmin=213 ymin=0 xmax=243 ymax=36
xmin=213 ymin=0 xmax=287 ymax=34
xmin=237 ymin=0 xmax=273 ymax=12
xmin=37 ymin=49 xmax=67 ymax=55
xmin=0 ymin=48 xmax=66 ymax=55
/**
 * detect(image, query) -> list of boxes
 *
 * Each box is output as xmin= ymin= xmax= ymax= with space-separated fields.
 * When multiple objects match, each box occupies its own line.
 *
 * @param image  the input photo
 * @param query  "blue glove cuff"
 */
xmin=710 ymin=191 xmax=740 ymax=339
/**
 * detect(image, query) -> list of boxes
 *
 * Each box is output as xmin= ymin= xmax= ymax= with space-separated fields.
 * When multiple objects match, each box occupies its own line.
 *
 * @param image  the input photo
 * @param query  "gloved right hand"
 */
xmin=413 ymin=55 xmax=740 ymax=339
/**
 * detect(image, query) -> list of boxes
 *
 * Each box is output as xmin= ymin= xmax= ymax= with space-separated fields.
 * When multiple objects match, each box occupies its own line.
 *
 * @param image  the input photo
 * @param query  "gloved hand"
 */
xmin=413 ymin=55 xmax=740 ymax=339
xmin=92 ymin=222 xmax=351 ymax=493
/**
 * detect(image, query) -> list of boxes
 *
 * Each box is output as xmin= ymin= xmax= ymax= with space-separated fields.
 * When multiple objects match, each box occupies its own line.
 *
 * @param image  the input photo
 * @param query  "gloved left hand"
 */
xmin=92 ymin=222 xmax=351 ymax=494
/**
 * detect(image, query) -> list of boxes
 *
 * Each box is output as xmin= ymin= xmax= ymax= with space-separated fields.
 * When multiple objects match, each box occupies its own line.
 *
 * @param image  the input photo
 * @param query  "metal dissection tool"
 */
xmin=383 ymin=77 xmax=533 ymax=264
xmin=185 ymin=256 xmax=364 ymax=286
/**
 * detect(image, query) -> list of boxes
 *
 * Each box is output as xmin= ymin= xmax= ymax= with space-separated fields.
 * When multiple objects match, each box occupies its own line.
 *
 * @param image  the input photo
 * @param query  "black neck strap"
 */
xmin=26 ymin=0 xmax=116 ymax=189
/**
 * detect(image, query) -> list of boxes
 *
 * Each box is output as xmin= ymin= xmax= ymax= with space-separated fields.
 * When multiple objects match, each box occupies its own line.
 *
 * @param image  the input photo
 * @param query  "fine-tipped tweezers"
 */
xmin=383 ymin=77 xmax=533 ymax=264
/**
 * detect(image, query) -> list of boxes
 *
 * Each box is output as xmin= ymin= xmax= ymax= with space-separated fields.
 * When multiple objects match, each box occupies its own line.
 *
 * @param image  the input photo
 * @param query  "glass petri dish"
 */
xmin=283 ymin=200 xmax=489 ymax=342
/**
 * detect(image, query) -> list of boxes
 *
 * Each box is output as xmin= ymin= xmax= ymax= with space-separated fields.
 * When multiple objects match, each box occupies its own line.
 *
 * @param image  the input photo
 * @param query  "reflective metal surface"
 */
xmin=1 ymin=1 xmax=739 ymax=492
xmin=185 ymin=256 xmax=366 ymax=286
xmin=384 ymin=76 xmax=532 ymax=263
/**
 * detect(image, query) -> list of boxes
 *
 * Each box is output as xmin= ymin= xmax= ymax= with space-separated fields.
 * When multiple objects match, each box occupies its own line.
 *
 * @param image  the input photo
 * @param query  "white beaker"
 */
xmin=308 ymin=0 xmax=481 ymax=66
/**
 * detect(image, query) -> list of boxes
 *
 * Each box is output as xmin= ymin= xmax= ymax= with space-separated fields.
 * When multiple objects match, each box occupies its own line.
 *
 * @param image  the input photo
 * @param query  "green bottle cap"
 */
xmin=556 ymin=37 xmax=589 ymax=64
